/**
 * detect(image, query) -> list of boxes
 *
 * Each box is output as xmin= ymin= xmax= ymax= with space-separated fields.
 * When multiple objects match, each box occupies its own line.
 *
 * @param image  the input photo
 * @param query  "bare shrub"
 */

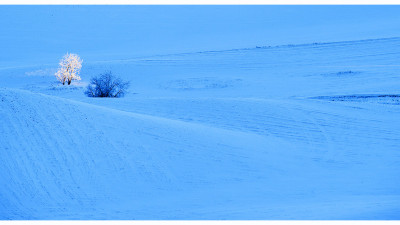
xmin=85 ymin=71 xmax=130 ymax=98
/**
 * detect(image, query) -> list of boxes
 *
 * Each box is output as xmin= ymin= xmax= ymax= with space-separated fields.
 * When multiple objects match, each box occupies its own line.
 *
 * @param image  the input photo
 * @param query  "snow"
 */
xmin=2 ymin=5 xmax=400 ymax=66
xmin=1 ymin=5 xmax=400 ymax=220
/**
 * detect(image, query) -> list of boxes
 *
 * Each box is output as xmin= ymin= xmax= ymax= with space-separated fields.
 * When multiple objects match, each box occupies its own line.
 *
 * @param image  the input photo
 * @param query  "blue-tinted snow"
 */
xmin=1 ymin=5 xmax=400 ymax=66
xmin=0 ymin=5 xmax=400 ymax=220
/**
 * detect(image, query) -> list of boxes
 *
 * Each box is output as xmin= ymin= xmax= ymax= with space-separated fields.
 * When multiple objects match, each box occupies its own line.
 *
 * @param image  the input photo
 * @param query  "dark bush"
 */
xmin=85 ymin=71 xmax=130 ymax=98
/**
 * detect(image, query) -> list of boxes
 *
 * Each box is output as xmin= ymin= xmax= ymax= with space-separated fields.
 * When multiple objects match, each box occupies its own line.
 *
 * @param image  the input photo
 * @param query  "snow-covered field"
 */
xmin=1 ymin=6 xmax=400 ymax=220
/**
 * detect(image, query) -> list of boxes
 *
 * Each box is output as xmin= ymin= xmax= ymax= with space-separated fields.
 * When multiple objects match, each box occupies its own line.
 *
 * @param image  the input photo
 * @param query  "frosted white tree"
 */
xmin=55 ymin=53 xmax=83 ymax=85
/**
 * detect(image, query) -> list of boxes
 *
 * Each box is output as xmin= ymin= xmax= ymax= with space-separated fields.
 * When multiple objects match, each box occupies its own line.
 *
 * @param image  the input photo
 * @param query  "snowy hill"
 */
xmin=1 ymin=4 xmax=400 ymax=219
xmin=0 ymin=88 xmax=298 ymax=219
xmin=1 ymin=35 xmax=400 ymax=219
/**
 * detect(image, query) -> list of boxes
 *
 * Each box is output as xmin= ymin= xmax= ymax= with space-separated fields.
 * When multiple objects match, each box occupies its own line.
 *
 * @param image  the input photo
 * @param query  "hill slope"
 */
xmin=1 ymin=87 xmax=400 ymax=219
xmin=0 ymin=88 xmax=296 ymax=219
xmin=1 ymin=36 xmax=400 ymax=219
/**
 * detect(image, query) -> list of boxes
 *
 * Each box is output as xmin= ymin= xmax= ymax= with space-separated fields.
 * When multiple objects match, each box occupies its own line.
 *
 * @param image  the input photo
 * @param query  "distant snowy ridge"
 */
xmin=62 ymin=36 xmax=400 ymax=66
